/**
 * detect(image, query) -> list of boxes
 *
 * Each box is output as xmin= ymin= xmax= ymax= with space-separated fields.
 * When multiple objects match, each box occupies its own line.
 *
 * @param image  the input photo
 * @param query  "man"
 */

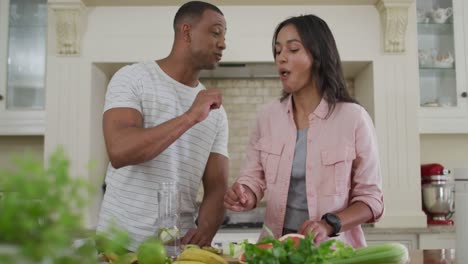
xmin=96 ymin=1 xmax=228 ymax=251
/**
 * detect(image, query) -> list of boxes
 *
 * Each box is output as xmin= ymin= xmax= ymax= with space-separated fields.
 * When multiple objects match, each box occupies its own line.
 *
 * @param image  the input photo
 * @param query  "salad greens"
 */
xmin=242 ymin=228 xmax=355 ymax=264
xmin=241 ymin=226 xmax=410 ymax=264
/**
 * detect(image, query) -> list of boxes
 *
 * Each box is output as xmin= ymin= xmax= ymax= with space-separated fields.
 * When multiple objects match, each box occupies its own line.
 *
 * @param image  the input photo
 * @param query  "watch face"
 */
xmin=323 ymin=213 xmax=341 ymax=234
xmin=327 ymin=214 xmax=339 ymax=224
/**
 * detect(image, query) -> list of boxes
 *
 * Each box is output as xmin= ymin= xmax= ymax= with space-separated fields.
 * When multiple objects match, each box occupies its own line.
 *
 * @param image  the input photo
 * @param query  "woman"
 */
xmin=223 ymin=14 xmax=384 ymax=248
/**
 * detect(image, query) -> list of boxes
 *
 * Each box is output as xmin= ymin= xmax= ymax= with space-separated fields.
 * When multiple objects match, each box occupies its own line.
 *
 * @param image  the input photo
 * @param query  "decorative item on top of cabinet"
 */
xmin=418 ymin=0 xmax=468 ymax=133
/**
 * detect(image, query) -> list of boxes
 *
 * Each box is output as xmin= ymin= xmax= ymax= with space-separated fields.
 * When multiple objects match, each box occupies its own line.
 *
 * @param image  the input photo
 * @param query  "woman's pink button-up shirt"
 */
xmin=235 ymin=95 xmax=384 ymax=248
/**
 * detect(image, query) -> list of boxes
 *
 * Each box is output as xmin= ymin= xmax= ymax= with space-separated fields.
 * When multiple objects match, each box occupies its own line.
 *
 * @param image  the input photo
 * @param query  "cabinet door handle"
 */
xmin=462 ymin=92 xmax=468 ymax=98
xmin=0 ymin=94 xmax=3 ymax=101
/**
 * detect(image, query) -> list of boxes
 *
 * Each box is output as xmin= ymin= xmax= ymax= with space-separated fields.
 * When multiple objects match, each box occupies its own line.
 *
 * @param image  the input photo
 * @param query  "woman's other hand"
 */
xmin=224 ymin=182 xmax=257 ymax=211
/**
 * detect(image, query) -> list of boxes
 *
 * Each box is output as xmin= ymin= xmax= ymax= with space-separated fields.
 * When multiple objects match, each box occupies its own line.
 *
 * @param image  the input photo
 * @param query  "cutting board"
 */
xmin=223 ymin=255 xmax=240 ymax=264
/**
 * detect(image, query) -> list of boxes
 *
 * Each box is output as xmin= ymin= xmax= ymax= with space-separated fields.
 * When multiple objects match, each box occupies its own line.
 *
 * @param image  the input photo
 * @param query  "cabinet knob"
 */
xmin=462 ymin=92 xmax=468 ymax=98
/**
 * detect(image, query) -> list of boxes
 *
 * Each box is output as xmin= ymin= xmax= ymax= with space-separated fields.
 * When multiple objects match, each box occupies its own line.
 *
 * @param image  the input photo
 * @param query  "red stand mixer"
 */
xmin=421 ymin=163 xmax=455 ymax=225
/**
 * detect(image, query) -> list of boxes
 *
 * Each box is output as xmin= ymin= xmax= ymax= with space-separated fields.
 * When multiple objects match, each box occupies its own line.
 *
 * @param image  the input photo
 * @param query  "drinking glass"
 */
xmin=157 ymin=182 xmax=181 ymax=257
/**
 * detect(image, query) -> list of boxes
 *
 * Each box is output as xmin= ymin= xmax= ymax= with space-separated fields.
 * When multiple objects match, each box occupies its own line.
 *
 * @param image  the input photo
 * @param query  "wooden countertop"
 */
xmin=223 ymin=249 xmax=456 ymax=263
xmin=219 ymin=225 xmax=456 ymax=235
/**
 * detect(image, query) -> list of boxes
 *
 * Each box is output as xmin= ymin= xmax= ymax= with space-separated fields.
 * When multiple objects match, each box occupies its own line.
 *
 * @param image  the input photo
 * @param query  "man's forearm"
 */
xmin=107 ymin=113 xmax=196 ymax=168
xmin=197 ymin=189 xmax=226 ymax=236
xmin=195 ymin=153 xmax=228 ymax=241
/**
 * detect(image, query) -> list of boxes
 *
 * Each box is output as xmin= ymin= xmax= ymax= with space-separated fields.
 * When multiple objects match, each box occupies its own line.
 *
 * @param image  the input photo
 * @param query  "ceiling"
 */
xmin=82 ymin=0 xmax=378 ymax=6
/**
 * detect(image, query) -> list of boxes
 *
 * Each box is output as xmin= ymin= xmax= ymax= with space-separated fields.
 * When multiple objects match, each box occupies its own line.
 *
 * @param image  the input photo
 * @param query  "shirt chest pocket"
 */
xmin=254 ymin=137 xmax=284 ymax=184
xmin=320 ymin=146 xmax=356 ymax=195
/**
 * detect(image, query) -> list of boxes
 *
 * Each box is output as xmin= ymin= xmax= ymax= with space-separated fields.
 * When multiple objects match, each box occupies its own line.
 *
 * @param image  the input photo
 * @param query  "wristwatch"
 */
xmin=321 ymin=213 xmax=341 ymax=237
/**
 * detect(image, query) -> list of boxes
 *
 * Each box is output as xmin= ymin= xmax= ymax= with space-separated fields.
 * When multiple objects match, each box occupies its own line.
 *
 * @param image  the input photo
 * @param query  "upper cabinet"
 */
xmin=418 ymin=0 xmax=468 ymax=133
xmin=0 ymin=0 xmax=46 ymax=135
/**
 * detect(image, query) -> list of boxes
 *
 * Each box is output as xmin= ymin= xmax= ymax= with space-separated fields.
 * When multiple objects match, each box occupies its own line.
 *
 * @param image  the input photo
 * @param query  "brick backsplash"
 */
xmin=193 ymin=78 xmax=282 ymax=202
xmin=196 ymin=78 xmax=354 ymax=202
xmin=201 ymin=78 xmax=283 ymax=188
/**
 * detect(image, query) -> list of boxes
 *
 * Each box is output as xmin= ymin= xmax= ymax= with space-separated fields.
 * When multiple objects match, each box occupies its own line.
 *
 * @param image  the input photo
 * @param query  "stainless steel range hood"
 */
xmin=200 ymin=61 xmax=370 ymax=79
xmin=200 ymin=63 xmax=279 ymax=79
xmin=101 ymin=61 xmax=370 ymax=79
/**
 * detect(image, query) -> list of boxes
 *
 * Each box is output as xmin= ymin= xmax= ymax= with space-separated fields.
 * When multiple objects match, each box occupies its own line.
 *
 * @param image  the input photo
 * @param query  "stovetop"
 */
xmin=220 ymin=222 xmax=263 ymax=229
xmin=220 ymin=206 xmax=265 ymax=229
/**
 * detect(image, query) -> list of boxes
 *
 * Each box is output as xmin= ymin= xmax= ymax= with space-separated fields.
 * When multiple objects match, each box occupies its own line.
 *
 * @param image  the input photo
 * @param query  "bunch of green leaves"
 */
xmin=95 ymin=224 xmax=132 ymax=257
xmin=0 ymin=148 xmax=99 ymax=263
xmin=242 ymin=229 xmax=355 ymax=264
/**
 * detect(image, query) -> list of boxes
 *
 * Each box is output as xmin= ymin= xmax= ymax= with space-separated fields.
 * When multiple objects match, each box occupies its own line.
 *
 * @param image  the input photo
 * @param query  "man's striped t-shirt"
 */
xmin=96 ymin=61 xmax=229 ymax=250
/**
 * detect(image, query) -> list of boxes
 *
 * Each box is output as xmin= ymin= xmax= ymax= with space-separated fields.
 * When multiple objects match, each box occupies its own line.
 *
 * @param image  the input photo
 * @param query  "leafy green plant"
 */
xmin=95 ymin=224 xmax=132 ymax=259
xmin=0 ymin=148 xmax=99 ymax=263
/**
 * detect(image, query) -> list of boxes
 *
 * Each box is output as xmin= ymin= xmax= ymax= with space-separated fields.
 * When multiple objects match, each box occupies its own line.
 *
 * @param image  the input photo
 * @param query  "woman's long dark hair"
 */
xmin=272 ymin=14 xmax=358 ymax=117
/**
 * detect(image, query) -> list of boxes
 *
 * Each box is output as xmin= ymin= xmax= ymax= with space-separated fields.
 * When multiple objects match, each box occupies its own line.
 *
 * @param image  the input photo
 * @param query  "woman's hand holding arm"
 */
xmin=224 ymin=182 xmax=257 ymax=211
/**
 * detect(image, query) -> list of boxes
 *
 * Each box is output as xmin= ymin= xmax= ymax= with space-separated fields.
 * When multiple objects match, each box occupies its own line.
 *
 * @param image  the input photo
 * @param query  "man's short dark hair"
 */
xmin=173 ymin=1 xmax=223 ymax=31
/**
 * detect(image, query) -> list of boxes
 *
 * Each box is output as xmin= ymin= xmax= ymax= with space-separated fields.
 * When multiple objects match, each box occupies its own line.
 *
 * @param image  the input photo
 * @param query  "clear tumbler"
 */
xmin=157 ymin=182 xmax=181 ymax=258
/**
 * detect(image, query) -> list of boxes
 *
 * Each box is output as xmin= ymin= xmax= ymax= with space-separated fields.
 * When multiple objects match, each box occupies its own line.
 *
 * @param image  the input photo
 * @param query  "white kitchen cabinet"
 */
xmin=0 ymin=0 xmax=46 ymax=135
xmin=211 ymin=228 xmax=261 ymax=251
xmin=213 ymin=228 xmax=456 ymax=251
xmin=418 ymin=233 xmax=455 ymax=249
xmin=365 ymin=233 xmax=419 ymax=251
xmin=212 ymin=229 xmax=261 ymax=245
xmin=418 ymin=0 xmax=468 ymax=133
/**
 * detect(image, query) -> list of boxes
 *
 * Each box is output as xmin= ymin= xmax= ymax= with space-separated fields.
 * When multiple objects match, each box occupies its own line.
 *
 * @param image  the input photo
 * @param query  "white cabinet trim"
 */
xmin=0 ymin=111 xmax=45 ymax=135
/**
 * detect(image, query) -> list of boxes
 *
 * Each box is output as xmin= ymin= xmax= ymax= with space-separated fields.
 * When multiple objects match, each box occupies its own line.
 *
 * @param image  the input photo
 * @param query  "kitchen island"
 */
xmin=408 ymin=249 xmax=455 ymax=264
xmin=223 ymin=249 xmax=456 ymax=263
xmin=216 ymin=225 xmax=456 ymax=250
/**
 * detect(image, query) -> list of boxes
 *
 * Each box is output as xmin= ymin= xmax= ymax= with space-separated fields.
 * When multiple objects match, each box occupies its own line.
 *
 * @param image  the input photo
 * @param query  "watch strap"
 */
xmin=321 ymin=213 xmax=341 ymax=237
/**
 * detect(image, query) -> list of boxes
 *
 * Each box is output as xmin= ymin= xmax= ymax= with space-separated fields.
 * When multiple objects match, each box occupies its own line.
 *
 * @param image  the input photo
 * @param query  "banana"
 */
xmin=184 ymin=244 xmax=201 ymax=250
xmin=201 ymin=246 xmax=222 ymax=255
xmin=177 ymin=248 xmax=228 ymax=264
xmin=172 ymin=261 xmax=207 ymax=264
xmin=116 ymin=252 xmax=138 ymax=264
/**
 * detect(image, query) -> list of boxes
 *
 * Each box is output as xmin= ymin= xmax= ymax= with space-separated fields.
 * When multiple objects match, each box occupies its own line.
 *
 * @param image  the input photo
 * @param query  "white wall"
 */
xmin=87 ymin=64 xmax=110 ymax=225
xmin=81 ymin=5 xmax=380 ymax=62
xmin=420 ymin=135 xmax=468 ymax=171
xmin=0 ymin=136 xmax=44 ymax=170
xmin=354 ymin=63 xmax=375 ymax=119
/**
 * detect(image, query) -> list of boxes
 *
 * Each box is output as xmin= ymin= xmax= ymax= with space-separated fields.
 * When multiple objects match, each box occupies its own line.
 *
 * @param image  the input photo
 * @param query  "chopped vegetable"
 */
xmin=329 ymin=242 xmax=409 ymax=264
xmin=228 ymin=242 xmax=244 ymax=258
xmin=158 ymin=227 xmax=180 ymax=244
